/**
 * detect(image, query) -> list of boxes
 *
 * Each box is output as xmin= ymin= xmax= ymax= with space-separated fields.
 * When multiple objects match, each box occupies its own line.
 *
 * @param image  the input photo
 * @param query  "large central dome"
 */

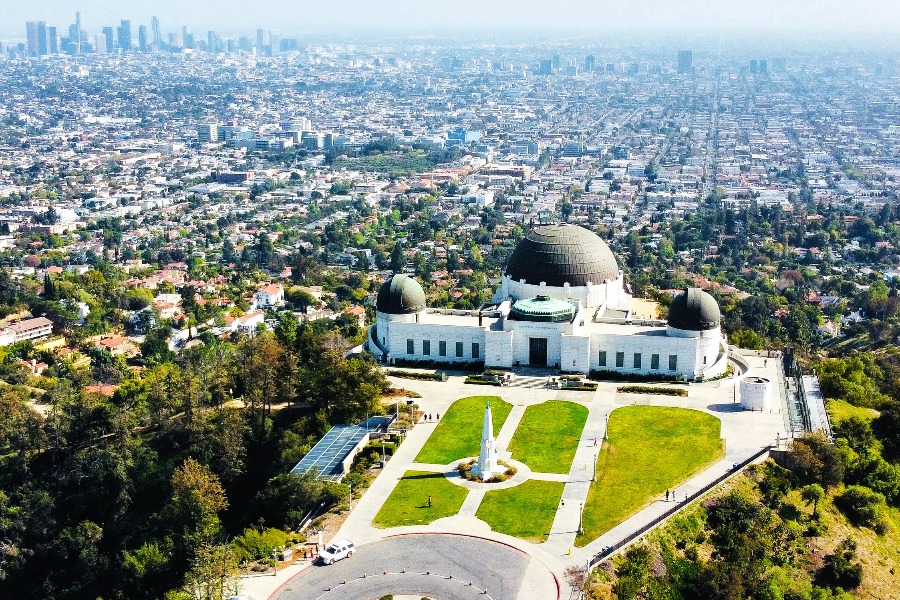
xmin=505 ymin=224 xmax=620 ymax=287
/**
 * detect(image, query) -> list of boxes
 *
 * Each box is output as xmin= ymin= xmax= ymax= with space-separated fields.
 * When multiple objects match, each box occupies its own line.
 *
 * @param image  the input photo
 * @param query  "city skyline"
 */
xmin=4 ymin=0 xmax=900 ymax=39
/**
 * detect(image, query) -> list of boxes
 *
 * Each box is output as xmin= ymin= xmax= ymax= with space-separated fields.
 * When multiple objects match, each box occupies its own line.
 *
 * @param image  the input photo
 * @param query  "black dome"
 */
xmin=505 ymin=224 xmax=620 ymax=287
xmin=376 ymin=274 xmax=426 ymax=314
xmin=668 ymin=288 xmax=721 ymax=331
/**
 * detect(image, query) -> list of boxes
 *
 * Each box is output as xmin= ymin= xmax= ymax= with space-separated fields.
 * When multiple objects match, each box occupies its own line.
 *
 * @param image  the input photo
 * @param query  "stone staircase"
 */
xmin=506 ymin=375 xmax=552 ymax=389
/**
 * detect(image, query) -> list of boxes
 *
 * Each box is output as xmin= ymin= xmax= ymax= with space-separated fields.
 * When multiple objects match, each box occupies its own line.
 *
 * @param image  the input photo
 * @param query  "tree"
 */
xmin=164 ymin=459 xmax=228 ymax=567
xmin=174 ymin=543 xmax=239 ymax=600
xmin=801 ymin=484 xmax=825 ymax=518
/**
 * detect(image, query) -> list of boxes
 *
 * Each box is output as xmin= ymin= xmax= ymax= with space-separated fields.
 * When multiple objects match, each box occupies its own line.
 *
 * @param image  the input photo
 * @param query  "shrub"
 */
xmin=232 ymin=527 xmax=291 ymax=564
xmin=835 ymin=485 xmax=886 ymax=528
xmin=465 ymin=375 xmax=500 ymax=386
xmin=825 ymin=539 xmax=864 ymax=589
xmin=617 ymin=385 xmax=688 ymax=397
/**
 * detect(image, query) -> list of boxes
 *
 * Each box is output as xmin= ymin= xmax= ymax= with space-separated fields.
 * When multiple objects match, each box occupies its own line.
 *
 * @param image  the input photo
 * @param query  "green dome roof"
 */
xmin=505 ymin=224 xmax=620 ymax=287
xmin=668 ymin=288 xmax=721 ymax=331
xmin=509 ymin=295 xmax=576 ymax=323
xmin=376 ymin=274 xmax=426 ymax=314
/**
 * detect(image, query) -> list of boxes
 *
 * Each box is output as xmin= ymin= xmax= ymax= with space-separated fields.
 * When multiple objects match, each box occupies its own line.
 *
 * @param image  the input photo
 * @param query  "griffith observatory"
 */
xmin=367 ymin=224 xmax=728 ymax=381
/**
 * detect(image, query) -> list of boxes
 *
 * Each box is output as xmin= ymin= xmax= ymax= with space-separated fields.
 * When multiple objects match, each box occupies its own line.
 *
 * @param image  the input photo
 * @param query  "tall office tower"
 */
xmin=118 ymin=20 xmax=132 ymax=51
xmin=677 ymin=50 xmax=693 ymax=74
xmin=207 ymin=31 xmax=220 ymax=53
xmin=36 ymin=21 xmax=49 ymax=56
xmin=551 ymin=54 xmax=560 ymax=70
xmin=759 ymin=59 xmax=768 ymax=74
xmin=182 ymin=26 xmax=194 ymax=49
xmin=26 ymin=22 xmax=39 ymax=56
xmin=138 ymin=25 xmax=149 ymax=52
xmin=269 ymin=30 xmax=281 ymax=55
xmin=584 ymin=54 xmax=596 ymax=73
xmin=102 ymin=27 xmax=115 ymax=53
xmin=74 ymin=11 xmax=83 ymax=53
xmin=197 ymin=123 xmax=219 ymax=143
xmin=95 ymin=34 xmax=107 ymax=54
xmin=48 ymin=26 xmax=58 ymax=54
xmin=151 ymin=16 xmax=162 ymax=47
xmin=256 ymin=28 xmax=266 ymax=55
xmin=538 ymin=59 xmax=552 ymax=75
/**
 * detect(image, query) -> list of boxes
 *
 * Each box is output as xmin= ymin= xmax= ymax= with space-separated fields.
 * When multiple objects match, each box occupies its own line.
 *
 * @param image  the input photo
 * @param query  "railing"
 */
xmin=587 ymin=444 xmax=773 ymax=570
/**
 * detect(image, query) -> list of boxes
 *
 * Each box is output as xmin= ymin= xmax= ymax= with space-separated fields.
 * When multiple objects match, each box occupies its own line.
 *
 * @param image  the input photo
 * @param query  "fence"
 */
xmin=587 ymin=444 xmax=773 ymax=570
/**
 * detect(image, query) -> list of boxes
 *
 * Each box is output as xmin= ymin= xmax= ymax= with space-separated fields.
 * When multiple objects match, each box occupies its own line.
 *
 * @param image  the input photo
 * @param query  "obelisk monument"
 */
xmin=474 ymin=401 xmax=500 ymax=480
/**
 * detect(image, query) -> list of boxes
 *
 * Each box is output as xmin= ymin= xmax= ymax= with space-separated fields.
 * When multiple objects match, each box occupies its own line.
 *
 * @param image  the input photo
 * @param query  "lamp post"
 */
xmin=604 ymin=414 xmax=609 ymax=440
xmin=348 ymin=480 xmax=353 ymax=510
xmin=578 ymin=502 xmax=584 ymax=535
xmin=592 ymin=452 xmax=597 ymax=482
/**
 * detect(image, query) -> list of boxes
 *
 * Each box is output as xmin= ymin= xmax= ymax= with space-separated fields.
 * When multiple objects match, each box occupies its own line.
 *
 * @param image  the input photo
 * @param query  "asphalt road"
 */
xmin=271 ymin=533 xmax=531 ymax=600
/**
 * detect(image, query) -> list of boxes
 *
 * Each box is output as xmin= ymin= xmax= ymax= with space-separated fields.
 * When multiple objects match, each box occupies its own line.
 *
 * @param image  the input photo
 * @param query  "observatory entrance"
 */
xmin=529 ymin=337 xmax=548 ymax=367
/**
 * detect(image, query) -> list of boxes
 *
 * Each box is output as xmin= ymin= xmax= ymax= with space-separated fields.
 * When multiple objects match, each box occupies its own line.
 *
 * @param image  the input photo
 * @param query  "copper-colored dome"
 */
xmin=505 ymin=224 xmax=620 ymax=287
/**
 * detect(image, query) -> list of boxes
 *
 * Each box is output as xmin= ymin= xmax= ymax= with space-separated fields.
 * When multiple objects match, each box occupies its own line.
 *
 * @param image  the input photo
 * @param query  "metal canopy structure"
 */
xmin=291 ymin=425 xmax=370 ymax=482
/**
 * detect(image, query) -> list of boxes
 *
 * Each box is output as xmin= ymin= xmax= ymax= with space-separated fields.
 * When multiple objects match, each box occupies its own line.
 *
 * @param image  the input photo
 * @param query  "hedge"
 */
xmin=386 ymin=369 xmax=444 ymax=381
xmin=617 ymin=385 xmax=688 ymax=397
xmin=590 ymin=369 xmax=686 ymax=383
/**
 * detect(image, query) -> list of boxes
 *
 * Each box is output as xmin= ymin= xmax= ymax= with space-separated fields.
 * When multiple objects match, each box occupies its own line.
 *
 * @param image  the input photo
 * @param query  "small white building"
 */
xmin=255 ymin=284 xmax=285 ymax=308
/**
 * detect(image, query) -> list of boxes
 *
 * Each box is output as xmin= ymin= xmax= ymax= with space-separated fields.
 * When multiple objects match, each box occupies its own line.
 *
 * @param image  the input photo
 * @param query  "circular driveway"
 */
xmin=271 ymin=533 xmax=553 ymax=600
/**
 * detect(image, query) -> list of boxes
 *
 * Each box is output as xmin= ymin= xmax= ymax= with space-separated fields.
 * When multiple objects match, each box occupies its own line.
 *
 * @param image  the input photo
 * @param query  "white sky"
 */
xmin=3 ymin=0 xmax=900 ymax=37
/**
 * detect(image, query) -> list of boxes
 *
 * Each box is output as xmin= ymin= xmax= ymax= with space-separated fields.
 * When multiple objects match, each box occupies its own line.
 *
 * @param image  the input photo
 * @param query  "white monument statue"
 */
xmin=474 ymin=401 xmax=500 ymax=480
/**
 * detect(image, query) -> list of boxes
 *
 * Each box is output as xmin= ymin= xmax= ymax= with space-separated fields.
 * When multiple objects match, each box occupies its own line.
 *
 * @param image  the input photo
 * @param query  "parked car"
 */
xmin=319 ymin=540 xmax=355 ymax=565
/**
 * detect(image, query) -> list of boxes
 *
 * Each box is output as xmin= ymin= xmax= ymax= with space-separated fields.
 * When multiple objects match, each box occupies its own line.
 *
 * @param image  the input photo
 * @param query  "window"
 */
xmin=407 ymin=339 xmax=414 ymax=355
xmin=472 ymin=342 xmax=480 ymax=358
xmin=615 ymin=352 xmax=625 ymax=368
xmin=598 ymin=350 xmax=607 ymax=367
xmin=669 ymin=354 xmax=678 ymax=371
xmin=439 ymin=341 xmax=447 ymax=356
xmin=423 ymin=340 xmax=431 ymax=356
xmin=456 ymin=341 xmax=464 ymax=358
xmin=633 ymin=353 xmax=641 ymax=369
xmin=651 ymin=354 xmax=660 ymax=370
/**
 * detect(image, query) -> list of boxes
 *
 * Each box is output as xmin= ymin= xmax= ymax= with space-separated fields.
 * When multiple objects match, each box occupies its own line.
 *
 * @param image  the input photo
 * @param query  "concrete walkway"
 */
xmin=543 ymin=390 xmax=608 ymax=555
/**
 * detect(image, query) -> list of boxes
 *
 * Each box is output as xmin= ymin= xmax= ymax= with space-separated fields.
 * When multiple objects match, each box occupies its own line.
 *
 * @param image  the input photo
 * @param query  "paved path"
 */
xmin=543 ymin=391 xmax=608 ymax=555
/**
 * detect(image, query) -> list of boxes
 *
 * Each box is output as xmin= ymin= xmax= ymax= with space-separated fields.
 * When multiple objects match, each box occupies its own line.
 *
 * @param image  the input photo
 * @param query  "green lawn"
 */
xmin=576 ymin=406 xmax=724 ymax=546
xmin=373 ymin=470 xmax=469 ymax=527
xmin=827 ymin=398 xmax=880 ymax=426
xmin=476 ymin=480 xmax=565 ymax=543
xmin=508 ymin=401 xmax=589 ymax=474
xmin=415 ymin=396 xmax=513 ymax=464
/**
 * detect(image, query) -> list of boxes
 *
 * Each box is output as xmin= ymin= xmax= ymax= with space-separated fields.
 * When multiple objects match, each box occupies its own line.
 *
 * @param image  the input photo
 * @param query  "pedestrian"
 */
xmin=764 ymin=359 xmax=768 ymax=367
xmin=436 ymin=413 xmax=440 ymax=420
xmin=665 ymin=490 xmax=669 ymax=501
xmin=561 ymin=498 xmax=565 ymax=507
xmin=594 ymin=436 xmax=598 ymax=446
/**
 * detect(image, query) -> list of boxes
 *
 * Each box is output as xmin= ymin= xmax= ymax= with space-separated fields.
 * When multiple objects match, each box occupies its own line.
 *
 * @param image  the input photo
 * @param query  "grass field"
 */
xmin=476 ymin=480 xmax=565 ymax=543
xmin=827 ymin=398 xmax=880 ymax=426
xmin=508 ymin=401 xmax=589 ymax=474
xmin=576 ymin=406 xmax=724 ymax=546
xmin=373 ymin=470 xmax=469 ymax=527
xmin=415 ymin=396 xmax=513 ymax=464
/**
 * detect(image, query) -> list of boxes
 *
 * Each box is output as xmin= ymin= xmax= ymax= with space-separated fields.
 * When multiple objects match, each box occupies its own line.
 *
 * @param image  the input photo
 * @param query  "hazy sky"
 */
xmin=4 ymin=0 xmax=900 ymax=38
